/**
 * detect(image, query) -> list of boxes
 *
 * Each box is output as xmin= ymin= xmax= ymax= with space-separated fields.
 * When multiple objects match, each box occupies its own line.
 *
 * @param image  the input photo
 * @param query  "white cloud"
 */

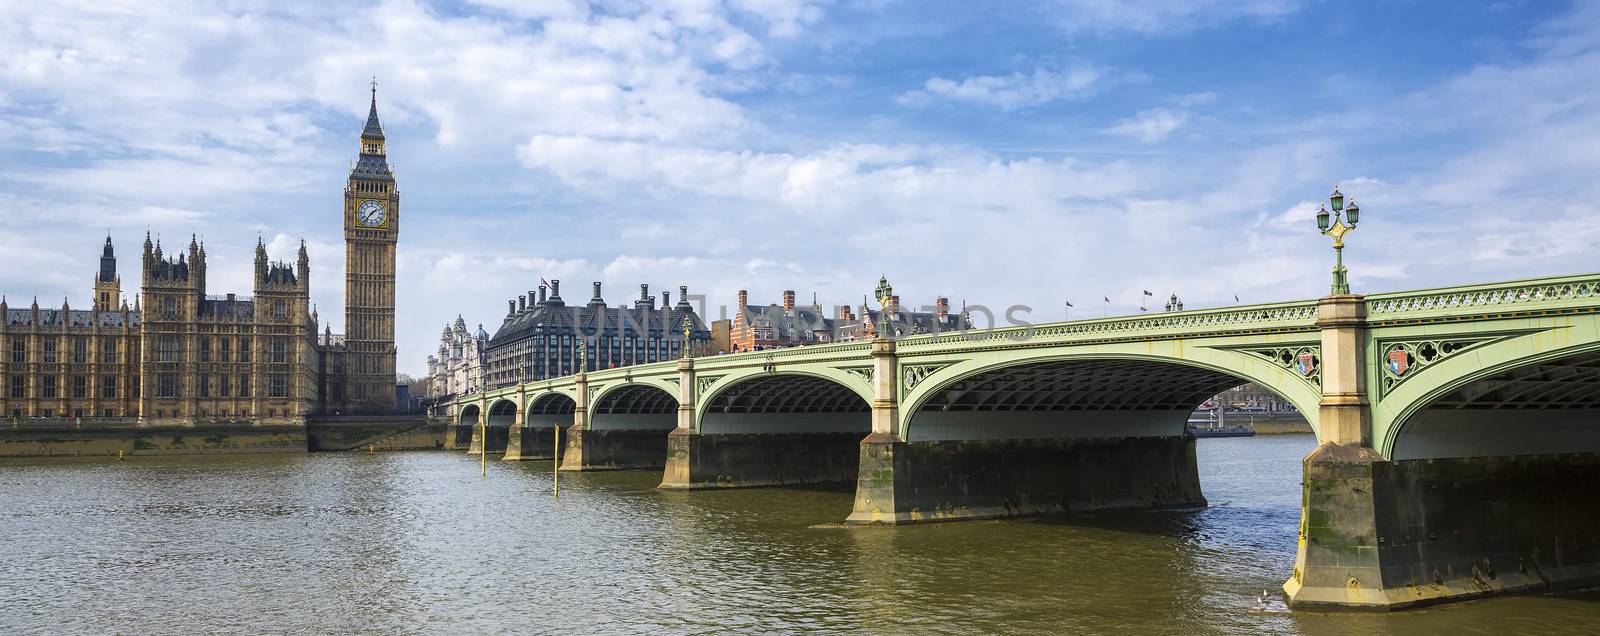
xmin=1104 ymin=107 xmax=1187 ymax=142
xmin=1048 ymin=0 xmax=1307 ymax=36
xmin=899 ymin=65 xmax=1107 ymax=110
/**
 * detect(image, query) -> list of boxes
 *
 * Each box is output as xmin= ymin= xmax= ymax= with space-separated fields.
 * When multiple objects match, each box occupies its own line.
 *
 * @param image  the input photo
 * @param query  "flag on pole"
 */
xmin=1103 ymin=296 xmax=1110 ymax=303
xmin=1064 ymin=300 xmax=1074 ymax=307
xmin=1234 ymin=294 xmax=1240 ymax=302
xmin=1143 ymin=290 xmax=1153 ymax=297
xmin=541 ymin=277 xmax=551 ymax=288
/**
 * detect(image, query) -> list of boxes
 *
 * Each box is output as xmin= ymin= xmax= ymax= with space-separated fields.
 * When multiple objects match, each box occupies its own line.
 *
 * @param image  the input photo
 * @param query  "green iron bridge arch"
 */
xmin=451 ymin=272 xmax=1600 ymax=611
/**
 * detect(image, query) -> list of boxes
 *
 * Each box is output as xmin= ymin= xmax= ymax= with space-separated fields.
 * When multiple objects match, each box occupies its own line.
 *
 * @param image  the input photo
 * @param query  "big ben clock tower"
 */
xmin=342 ymin=80 xmax=398 ymax=412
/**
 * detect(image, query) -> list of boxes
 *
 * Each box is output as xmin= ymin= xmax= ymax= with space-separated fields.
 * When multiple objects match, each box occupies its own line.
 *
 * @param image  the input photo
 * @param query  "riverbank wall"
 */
xmin=305 ymin=416 xmax=447 ymax=452
xmin=1227 ymin=412 xmax=1313 ymax=435
xmin=0 ymin=420 xmax=308 ymax=457
xmin=0 ymin=416 xmax=448 ymax=457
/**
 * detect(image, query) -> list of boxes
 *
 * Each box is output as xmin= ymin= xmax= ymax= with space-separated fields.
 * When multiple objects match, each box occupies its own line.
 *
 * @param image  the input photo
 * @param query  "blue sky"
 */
xmin=3 ymin=0 xmax=1598 ymax=375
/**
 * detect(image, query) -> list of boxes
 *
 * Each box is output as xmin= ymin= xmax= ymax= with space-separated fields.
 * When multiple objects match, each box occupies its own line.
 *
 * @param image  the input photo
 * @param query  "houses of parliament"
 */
xmin=0 ymin=86 xmax=400 ymax=424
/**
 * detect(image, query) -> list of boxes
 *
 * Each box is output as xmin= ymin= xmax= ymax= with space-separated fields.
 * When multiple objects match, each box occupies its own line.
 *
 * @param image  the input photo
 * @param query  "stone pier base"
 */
xmin=845 ymin=433 xmax=1205 ymax=524
xmin=559 ymin=427 xmax=670 ymax=471
xmin=443 ymin=424 xmax=471 ymax=451
xmin=659 ymin=429 xmax=863 ymax=489
xmin=503 ymin=426 xmax=563 ymax=461
xmin=1285 ymin=443 xmax=1600 ymax=610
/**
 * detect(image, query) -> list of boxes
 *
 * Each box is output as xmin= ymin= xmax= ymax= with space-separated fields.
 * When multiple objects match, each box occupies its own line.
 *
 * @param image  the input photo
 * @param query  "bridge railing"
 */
xmin=1365 ymin=273 xmax=1600 ymax=324
xmin=898 ymin=300 xmax=1322 ymax=351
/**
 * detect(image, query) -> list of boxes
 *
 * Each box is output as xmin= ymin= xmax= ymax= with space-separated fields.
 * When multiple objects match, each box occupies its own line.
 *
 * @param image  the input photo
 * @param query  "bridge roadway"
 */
xmin=450 ymin=273 xmax=1600 ymax=611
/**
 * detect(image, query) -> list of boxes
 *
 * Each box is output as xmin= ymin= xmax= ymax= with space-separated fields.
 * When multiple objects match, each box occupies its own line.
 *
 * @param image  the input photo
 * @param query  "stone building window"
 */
xmin=42 ymin=337 xmax=57 ymax=363
xmin=102 ymin=376 xmax=116 ymax=398
xmin=101 ymin=338 xmax=117 ymax=364
xmin=200 ymin=375 xmax=210 ymax=397
xmin=219 ymin=375 xmax=230 ymax=396
xmin=71 ymin=375 xmax=87 ymax=398
xmin=220 ymin=338 xmax=231 ymax=362
xmin=269 ymin=374 xmax=288 ymax=398
xmin=157 ymin=374 xmax=177 ymax=398
xmin=159 ymin=337 xmax=180 ymax=363
xmin=163 ymin=297 xmax=177 ymax=316
xmin=271 ymin=338 xmax=288 ymax=363
xmin=200 ymin=338 xmax=211 ymax=362
xmin=102 ymin=409 xmax=114 ymax=417
xmin=8 ymin=375 xmax=23 ymax=398
xmin=274 ymin=301 xmax=287 ymax=320
xmin=73 ymin=338 xmax=87 ymax=364
xmin=238 ymin=339 xmax=251 ymax=363
xmin=10 ymin=337 xmax=24 ymax=363
xmin=41 ymin=376 xmax=57 ymax=398
xmin=237 ymin=375 xmax=249 ymax=397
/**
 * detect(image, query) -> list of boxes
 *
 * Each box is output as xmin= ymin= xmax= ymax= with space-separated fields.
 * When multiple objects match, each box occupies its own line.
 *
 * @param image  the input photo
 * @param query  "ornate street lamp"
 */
xmin=1316 ymin=184 xmax=1361 ymax=295
xmin=681 ymin=315 xmax=693 ymax=359
xmin=577 ymin=340 xmax=587 ymax=374
xmin=1164 ymin=293 xmax=1183 ymax=312
xmin=873 ymin=275 xmax=895 ymax=340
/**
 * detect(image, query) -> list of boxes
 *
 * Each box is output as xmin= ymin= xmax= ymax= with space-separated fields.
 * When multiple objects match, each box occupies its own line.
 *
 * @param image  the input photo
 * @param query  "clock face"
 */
xmin=357 ymin=199 xmax=387 ymax=227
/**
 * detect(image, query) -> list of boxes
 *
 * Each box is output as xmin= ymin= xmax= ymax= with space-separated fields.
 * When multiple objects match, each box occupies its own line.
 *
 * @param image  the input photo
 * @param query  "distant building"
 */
xmin=726 ymin=288 xmax=966 ymax=352
xmin=481 ymin=281 xmax=712 ymax=390
xmin=832 ymin=295 xmax=963 ymax=343
xmin=1212 ymin=383 xmax=1298 ymax=413
xmin=709 ymin=318 xmax=732 ymax=355
xmin=425 ymin=316 xmax=488 ymax=418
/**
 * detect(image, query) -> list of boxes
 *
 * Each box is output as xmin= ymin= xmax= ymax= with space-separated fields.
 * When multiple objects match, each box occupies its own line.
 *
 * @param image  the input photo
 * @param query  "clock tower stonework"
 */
xmin=342 ymin=83 xmax=399 ymax=412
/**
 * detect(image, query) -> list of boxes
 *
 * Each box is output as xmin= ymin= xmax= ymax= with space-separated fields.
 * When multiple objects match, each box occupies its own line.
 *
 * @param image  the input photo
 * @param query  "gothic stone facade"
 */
xmin=0 ymin=87 xmax=400 ymax=424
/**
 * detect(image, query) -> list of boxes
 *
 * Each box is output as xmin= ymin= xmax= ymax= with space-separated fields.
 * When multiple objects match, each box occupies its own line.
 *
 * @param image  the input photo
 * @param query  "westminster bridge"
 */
xmin=449 ymin=273 xmax=1600 ymax=611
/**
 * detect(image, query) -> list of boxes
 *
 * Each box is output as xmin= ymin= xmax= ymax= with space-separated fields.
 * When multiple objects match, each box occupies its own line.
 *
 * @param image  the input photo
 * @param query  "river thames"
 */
xmin=3 ymin=435 xmax=1599 ymax=635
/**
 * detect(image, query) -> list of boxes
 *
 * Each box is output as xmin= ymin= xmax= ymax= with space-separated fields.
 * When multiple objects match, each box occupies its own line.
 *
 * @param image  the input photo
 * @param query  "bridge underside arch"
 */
xmin=457 ymin=404 xmax=480 ymax=427
xmin=454 ymin=404 xmax=481 ymax=448
xmin=908 ymin=359 xmax=1256 ymax=441
xmin=479 ymin=400 xmax=516 ymax=453
xmin=526 ymin=393 xmax=577 ymax=426
xmin=700 ymin=374 xmax=869 ymax=434
xmin=664 ymin=374 xmax=869 ymax=489
xmin=591 ymin=384 xmax=677 ymax=431
xmin=1392 ymin=348 xmax=1600 ymax=460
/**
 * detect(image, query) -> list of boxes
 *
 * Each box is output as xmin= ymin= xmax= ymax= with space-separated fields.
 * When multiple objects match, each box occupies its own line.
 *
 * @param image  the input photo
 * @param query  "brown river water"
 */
xmin=3 ymin=434 xmax=1599 ymax=634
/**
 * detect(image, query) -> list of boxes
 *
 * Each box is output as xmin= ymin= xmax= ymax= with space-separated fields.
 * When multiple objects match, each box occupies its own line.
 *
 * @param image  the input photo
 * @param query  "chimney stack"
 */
xmin=549 ymin=279 xmax=562 ymax=301
xmin=738 ymin=289 xmax=748 ymax=311
xmin=678 ymin=285 xmax=689 ymax=308
xmin=662 ymin=291 xmax=670 ymax=308
xmin=538 ymin=285 xmax=547 ymax=305
xmin=507 ymin=299 xmax=516 ymax=314
xmin=519 ymin=295 xmax=527 ymax=313
xmin=783 ymin=290 xmax=796 ymax=312
xmin=590 ymin=281 xmax=604 ymax=306
xmin=936 ymin=296 xmax=949 ymax=320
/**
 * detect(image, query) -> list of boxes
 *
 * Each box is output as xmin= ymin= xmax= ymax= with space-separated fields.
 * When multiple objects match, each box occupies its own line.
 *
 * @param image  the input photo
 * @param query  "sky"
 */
xmin=3 ymin=0 xmax=1599 ymax=377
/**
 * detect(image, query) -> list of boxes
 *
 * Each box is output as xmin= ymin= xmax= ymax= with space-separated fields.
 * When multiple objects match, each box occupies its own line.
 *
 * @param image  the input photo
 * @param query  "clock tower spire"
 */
xmin=341 ymin=78 xmax=398 ymax=413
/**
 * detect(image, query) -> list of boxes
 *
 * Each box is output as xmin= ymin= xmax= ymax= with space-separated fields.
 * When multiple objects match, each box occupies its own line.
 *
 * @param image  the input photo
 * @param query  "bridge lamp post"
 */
xmin=1315 ymin=185 xmax=1361 ymax=295
xmin=874 ymin=275 xmax=895 ymax=340
xmin=681 ymin=315 xmax=693 ymax=359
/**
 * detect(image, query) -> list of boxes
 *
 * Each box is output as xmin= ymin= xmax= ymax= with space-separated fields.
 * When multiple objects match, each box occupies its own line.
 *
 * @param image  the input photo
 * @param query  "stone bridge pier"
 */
xmin=1285 ymin=293 xmax=1600 ymax=610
